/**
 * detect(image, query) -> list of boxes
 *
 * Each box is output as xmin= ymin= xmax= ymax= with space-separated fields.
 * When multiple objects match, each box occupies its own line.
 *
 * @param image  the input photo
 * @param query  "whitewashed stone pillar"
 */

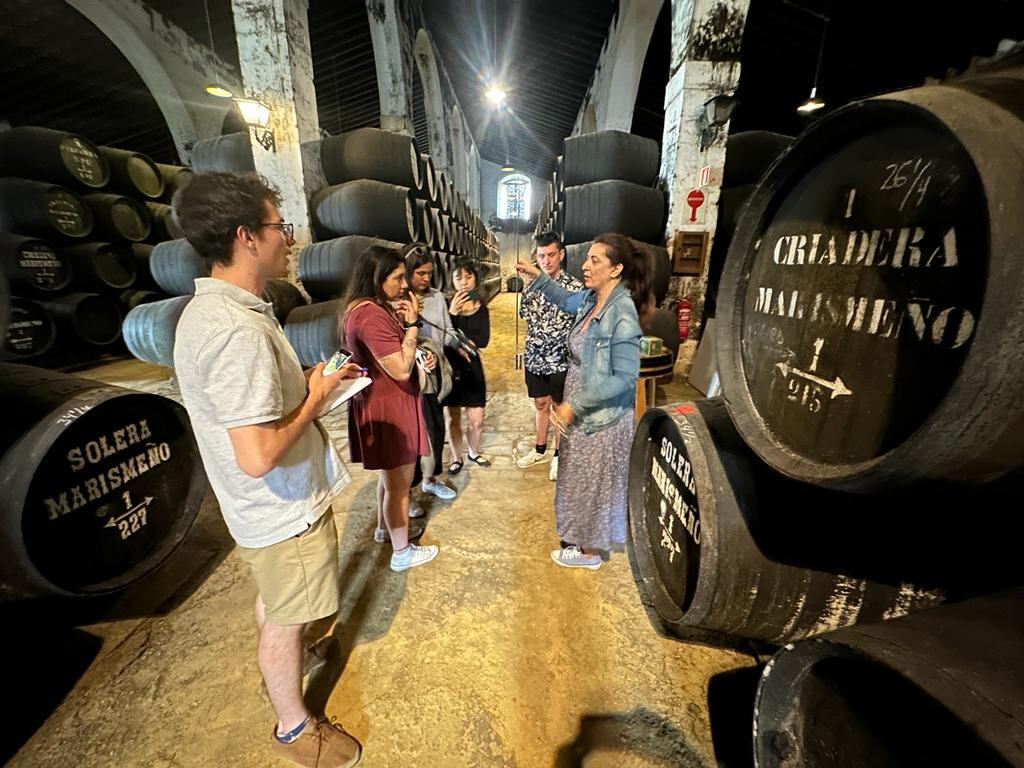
xmin=366 ymin=0 xmax=413 ymax=134
xmin=661 ymin=0 xmax=751 ymax=368
xmin=232 ymin=0 xmax=319 ymax=284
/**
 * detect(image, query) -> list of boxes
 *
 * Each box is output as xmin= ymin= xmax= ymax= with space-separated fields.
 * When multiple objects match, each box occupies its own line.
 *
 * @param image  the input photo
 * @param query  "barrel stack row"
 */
xmin=286 ymin=127 xmax=500 ymax=367
xmin=627 ymin=68 xmax=1024 ymax=765
xmin=534 ymin=130 xmax=681 ymax=362
xmin=0 ymin=125 xmax=194 ymax=367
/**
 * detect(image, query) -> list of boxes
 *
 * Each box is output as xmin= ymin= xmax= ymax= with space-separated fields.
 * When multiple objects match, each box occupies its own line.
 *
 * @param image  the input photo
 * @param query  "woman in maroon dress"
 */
xmin=341 ymin=246 xmax=439 ymax=572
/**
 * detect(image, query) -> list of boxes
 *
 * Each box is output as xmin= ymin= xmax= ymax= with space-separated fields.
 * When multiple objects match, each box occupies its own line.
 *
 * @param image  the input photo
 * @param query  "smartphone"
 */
xmin=466 ymin=288 xmax=479 ymax=301
xmin=323 ymin=349 xmax=352 ymax=375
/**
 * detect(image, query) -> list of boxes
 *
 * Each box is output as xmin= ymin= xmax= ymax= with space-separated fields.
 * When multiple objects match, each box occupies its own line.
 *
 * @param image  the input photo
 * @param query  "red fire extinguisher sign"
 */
xmin=676 ymin=299 xmax=691 ymax=342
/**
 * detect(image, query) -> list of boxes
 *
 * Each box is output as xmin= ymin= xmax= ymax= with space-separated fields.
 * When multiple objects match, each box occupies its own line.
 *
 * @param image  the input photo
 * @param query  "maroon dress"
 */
xmin=344 ymin=301 xmax=427 ymax=470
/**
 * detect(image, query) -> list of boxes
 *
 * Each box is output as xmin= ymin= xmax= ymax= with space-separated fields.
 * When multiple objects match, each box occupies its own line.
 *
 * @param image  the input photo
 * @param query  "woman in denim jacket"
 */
xmin=517 ymin=233 xmax=653 ymax=569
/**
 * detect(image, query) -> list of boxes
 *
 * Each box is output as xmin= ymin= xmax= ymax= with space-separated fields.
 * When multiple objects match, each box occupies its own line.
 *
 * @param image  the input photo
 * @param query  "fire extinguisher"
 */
xmin=676 ymin=299 xmax=691 ymax=342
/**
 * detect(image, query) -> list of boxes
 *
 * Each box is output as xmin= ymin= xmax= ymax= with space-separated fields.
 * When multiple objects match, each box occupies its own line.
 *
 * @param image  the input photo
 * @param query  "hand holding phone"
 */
xmin=323 ymin=350 xmax=352 ymax=376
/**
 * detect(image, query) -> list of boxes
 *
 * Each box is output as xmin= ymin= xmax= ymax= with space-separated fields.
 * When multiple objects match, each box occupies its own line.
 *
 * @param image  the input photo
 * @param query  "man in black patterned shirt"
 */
xmin=516 ymin=232 xmax=583 ymax=480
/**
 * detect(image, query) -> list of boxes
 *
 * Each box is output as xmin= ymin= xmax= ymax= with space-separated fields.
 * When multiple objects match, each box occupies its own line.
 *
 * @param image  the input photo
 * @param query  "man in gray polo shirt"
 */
xmin=173 ymin=172 xmax=362 ymax=768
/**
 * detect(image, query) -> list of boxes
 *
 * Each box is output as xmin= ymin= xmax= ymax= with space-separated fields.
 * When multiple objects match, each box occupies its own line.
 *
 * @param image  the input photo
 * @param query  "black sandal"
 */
xmin=448 ymin=460 xmax=464 ymax=476
xmin=467 ymin=453 xmax=492 ymax=467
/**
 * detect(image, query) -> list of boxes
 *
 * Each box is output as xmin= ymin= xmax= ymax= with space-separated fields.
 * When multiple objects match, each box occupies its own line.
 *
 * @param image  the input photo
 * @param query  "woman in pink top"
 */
xmin=341 ymin=246 xmax=439 ymax=572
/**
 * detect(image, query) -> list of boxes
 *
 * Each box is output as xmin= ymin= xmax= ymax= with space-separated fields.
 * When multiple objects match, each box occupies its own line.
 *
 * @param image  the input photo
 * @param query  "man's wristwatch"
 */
xmin=403 ymin=319 xmax=422 ymax=329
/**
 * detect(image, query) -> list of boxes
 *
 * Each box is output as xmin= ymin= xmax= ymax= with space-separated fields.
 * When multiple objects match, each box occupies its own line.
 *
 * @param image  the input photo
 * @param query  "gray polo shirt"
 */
xmin=173 ymin=277 xmax=350 ymax=549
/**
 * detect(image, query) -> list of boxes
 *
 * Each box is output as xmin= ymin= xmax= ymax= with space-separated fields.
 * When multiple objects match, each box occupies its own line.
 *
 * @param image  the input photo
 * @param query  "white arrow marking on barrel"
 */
xmin=775 ymin=362 xmax=852 ymax=399
xmin=104 ymin=497 xmax=154 ymax=528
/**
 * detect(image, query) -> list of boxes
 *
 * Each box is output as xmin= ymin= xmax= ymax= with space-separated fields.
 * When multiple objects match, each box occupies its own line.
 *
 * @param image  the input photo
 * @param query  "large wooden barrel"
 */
xmin=150 ymin=239 xmax=206 ymax=296
xmin=436 ymin=171 xmax=451 ymax=214
xmin=65 ymin=243 xmax=137 ymax=291
xmin=129 ymin=243 xmax=158 ymax=290
xmin=0 ymin=272 xmax=7 ymax=341
xmin=298 ymin=235 xmax=402 ymax=302
xmin=562 ymin=130 xmax=660 ymax=187
xmin=0 ymin=179 xmax=93 ymax=240
xmin=83 ymin=194 xmax=152 ymax=243
xmin=41 ymin=292 xmax=122 ymax=346
xmin=429 ymin=207 xmax=442 ymax=249
xmin=311 ymin=180 xmax=418 ymax=243
xmin=123 ymin=295 xmax=191 ymax=367
xmin=565 ymin=242 xmax=587 ymax=282
xmin=754 ymin=589 xmax=1024 ymax=768
xmin=190 ymin=133 xmax=255 ymax=173
xmin=146 ymin=202 xmax=185 ymax=242
xmin=98 ymin=146 xmax=165 ymax=199
xmin=0 ymin=233 xmax=72 ymax=293
xmin=416 ymin=199 xmax=434 ymax=248
xmin=155 ymin=163 xmax=193 ymax=202
xmin=261 ymin=278 xmax=306 ymax=325
xmin=320 ymin=128 xmax=421 ymax=189
xmin=722 ymin=130 xmax=794 ymax=187
xmin=2 ymin=298 xmax=56 ymax=359
xmin=563 ymin=182 xmax=666 ymax=243
xmin=627 ymin=399 xmax=1022 ymax=647
xmin=284 ymin=300 xmax=342 ymax=367
xmin=436 ymin=213 xmax=451 ymax=251
xmin=0 ymin=127 xmax=109 ymax=189
xmin=119 ymin=289 xmax=167 ymax=312
xmin=0 ymin=364 xmax=205 ymax=600
xmin=418 ymin=154 xmax=437 ymax=202
xmin=716 ymin=79 xmax=1024 ymax=492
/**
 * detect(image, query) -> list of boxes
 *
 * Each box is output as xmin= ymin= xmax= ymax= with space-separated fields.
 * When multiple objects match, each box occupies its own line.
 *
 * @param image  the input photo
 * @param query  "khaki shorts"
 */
xmin=237 ymin=510 xmax=340 ymax=625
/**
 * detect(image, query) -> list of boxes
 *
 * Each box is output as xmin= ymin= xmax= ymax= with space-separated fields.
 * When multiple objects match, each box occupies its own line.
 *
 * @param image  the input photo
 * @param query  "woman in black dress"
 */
xmin=443 ymin=258 xmax=491 ymax=474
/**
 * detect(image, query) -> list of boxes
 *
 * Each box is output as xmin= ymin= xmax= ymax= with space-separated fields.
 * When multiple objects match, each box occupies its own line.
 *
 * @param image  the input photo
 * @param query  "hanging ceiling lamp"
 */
xmin=798 ymin=14 xmax=830 ymax=114
xmin=202 ymin=0 xmax=233 ymax=98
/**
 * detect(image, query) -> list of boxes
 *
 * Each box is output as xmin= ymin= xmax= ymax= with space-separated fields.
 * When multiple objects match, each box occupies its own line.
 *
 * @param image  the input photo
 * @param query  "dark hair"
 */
xmin=341 ymin=245 xmax=405 ymax=322
xmin=402 ymin=242 xmax=433 ymax=278
xmin=533 ymin=231 xmax=563 ymax=250
xmin=172 ymin=171 xmax=281 ymax=268
xmin=592 ymin=233 xmax=654 ymax=321
xmin=450 ymin=257 xmax=480 ymax=285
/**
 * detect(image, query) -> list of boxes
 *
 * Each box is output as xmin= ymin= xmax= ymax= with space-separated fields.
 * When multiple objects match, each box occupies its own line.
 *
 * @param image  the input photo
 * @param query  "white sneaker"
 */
xmin=421 ymin=479 xmax=456 ymax=500
xmin=549 ymin=455 xmax=559 ymax=481
xmin=408 ymin=497 xmax=425 ymax=518
xmin=390 ymin=543 xmax=439 ymax=572
xmin=550 ymin=545 xmax=601 ymax=570
xmin=516 ymin=449 xmax=551 ymax=468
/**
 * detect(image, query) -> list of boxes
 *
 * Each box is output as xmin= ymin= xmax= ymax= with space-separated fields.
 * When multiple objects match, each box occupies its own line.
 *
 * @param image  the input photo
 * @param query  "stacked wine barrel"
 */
xmin=627 ymin=71 xmax=1024 ymax=764
xmin=0 ymin=125 xmax=192 ymax=368
xmin=0 ymin=363 xmax=207 ymax=602
xmin=290 ymin=127 xmax=500 ymax=366
xmin=536 ymin=131 xmax=670 ymax=302
xmin=534 ymin=130 xmax=678 ymax=363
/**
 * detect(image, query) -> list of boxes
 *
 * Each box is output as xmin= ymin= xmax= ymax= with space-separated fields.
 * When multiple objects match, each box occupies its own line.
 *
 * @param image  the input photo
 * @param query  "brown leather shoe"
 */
xmin=271 ymin=716 xmax=362 ymax=768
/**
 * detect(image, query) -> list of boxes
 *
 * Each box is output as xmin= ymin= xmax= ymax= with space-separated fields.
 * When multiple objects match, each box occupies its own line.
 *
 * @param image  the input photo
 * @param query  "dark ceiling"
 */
xmin=629 ymin=0 xmax=1024 ymax=148
xmin=0 ymin=0 xmax=180 ymax=163
xmin=422 ymin=0 xmax=619 ymax=178
xmin=1 ymin=0 xmax=1023 ymax=181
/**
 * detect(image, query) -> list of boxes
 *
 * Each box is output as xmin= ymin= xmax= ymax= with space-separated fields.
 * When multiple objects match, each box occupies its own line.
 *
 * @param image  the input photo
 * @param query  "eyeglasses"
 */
xmin=259 ymin=221 xmax=294 ymax=240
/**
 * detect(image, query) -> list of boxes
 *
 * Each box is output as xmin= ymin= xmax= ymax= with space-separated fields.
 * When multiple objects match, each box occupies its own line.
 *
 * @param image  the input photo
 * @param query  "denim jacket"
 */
xmin=526 ymin=272 xmax=641 ymax=434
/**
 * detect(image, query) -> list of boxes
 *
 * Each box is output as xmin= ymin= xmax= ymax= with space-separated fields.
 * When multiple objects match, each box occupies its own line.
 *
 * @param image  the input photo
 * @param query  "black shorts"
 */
xmin=525 ymin=369 xmax=567 ymax=401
